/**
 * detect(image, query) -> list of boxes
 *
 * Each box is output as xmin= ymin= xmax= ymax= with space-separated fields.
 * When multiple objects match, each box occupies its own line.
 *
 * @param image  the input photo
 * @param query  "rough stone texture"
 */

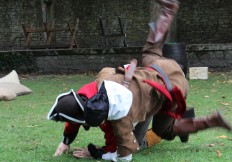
xmin=187 ymin=43 xmax=232 ymax=71
xmin=189 ymin=67 xmax=208 ymax=80
xmin=0 ymin=47 xmax=142 ymax=73
xmin=0 ymin=1 xmax=44 ymax=49
xmin=178 ymin=0 xmax=232 ymax=44
xmin=54 ymin=0 xmax=150 ymax=47
xmin=1 ymin=0 xmax=232 ymax=49
xmin=35 ymin=47 xmax=142 ymax=73
xmin=1 ymin=1 xmax=232 ymax=73
xmin=0 ymin=0 xmax=149 ymax=49
xmin=1 ymin=43 xmax=232 ymax=74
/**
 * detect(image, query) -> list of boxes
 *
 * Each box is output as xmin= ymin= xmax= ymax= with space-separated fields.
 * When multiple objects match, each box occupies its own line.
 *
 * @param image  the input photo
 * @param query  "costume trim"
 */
xmin=144 ymin=64 xmax=186 ymax=119
xmin=47 ymin=89 xmax=85 ymax=123
xmin=103 ymin=80 xmax=133 ymax=120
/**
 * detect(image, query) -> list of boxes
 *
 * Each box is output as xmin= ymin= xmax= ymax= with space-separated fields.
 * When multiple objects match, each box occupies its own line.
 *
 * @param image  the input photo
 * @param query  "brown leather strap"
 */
xmin=123 ymin=58 xmax=137 ymax=88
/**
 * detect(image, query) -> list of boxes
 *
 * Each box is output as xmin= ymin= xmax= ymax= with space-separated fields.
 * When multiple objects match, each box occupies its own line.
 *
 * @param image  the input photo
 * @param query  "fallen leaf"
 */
xmin=215 ymin=135 xmax=227 ymax=139
xmin=27 ymin=125 xmax=40 ymax=128
xmin=219 ymin=143 xmax=224 ymax=146
xmin=208 ymin=144 xmax=215 ymax=147
xmin=216 ymin=150 xmax=222 ymax=157
xmin=221 ymin=102 xmax=229 ymax=106
xmin=226 ymin=80 xmax=232 ymax=83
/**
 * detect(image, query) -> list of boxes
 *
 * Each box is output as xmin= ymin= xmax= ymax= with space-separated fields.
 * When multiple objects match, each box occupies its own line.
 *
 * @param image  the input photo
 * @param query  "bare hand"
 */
xmin=73 ymin=147 xmax=92 ymax=159
xmin=54 ymin=142 xmax=70 ymax=156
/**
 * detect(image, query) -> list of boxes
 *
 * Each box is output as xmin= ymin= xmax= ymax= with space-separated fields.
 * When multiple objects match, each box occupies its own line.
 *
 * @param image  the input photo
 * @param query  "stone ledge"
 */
xmin=0 ymin=46 xmax=144 ymax=56
xmin=187 ymin=43 xmax=232 ymax=51
xmin=1 ymin=43 xmax=232 ymax=73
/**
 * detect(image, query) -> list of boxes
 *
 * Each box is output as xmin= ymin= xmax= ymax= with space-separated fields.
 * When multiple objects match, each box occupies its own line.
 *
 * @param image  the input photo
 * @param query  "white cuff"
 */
xmin=117 ymin=154 xmax=132 ymax=162
xmin=102 ymin=152 xmax=117 ymax=162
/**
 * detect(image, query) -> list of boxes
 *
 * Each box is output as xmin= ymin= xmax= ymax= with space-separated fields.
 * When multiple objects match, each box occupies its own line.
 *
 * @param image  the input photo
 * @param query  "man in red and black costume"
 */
xmin=48 ymin=0 xmax=232 ymax=161
xmin=47 ymin=82 xmax=118 ymax=160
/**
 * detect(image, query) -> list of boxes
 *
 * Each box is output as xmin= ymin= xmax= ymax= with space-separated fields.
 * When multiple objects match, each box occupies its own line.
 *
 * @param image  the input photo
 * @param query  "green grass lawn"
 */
xmin=0 ymin=72 xmax=232 ymax=162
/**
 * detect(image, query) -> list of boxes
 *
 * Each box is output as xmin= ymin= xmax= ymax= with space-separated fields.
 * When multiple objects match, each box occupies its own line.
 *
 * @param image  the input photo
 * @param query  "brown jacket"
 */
xmin=96 ymin=57 xmax=189 ymax=157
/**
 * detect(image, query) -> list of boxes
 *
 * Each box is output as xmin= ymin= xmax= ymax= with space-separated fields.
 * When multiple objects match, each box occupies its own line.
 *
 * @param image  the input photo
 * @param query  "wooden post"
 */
xmin=99 ymin=18 xmax=109 ymax=47
xmin=45 ymin=0 xmax=56 ymax=43
xmin=41 ymin=1 xmax=47 ymax=43
xmin=22 ymin=17 xmax=79 ymax=49
xmin=67 ymin=19 xmax=79 ymax=48
xmin=22 ymin=24 xmax=31 ymax=48
xmin=118 ymin=17 xmax=128 ymax=47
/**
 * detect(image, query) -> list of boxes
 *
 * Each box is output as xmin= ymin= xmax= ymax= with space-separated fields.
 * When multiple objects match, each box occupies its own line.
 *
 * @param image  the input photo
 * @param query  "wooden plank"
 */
xmin=22 ymin=24 xmax=31 ymax=48
xmin=67 ymin=18 xmax=79 ymax=48
xmin=99 ymin=18 xmax=109 ymax=46
xmin=22 ymin=19 xmax=79 ymax=49
xmin=99 ymin=17 xmax=128 ymax=47
xmin=118 ymin=17 xmax=127 ymax=47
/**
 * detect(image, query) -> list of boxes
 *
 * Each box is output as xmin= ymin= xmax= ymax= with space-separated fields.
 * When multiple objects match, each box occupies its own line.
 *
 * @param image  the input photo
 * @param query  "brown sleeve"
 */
xmin=96 ymin=67 xmax=116 ymax=87
xmin=111 ymin=116 xmax=139 ymax=157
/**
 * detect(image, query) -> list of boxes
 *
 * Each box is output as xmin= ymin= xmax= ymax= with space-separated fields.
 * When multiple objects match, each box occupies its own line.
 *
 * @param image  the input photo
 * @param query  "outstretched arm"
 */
xmin=54 ymin=122 xmax=81 ymax=156
xmin=54 ymin=142 xmax=70 ymax=156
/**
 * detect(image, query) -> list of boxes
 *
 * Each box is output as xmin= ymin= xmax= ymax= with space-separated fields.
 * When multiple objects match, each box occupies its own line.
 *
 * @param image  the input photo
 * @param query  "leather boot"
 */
xmin=174 ymin=111 xmax=232 ymax=136
xmin=145 ymin=129 xmax=162 ymax=147
xmin=179 ymin=108 xmax=195 ymax=143
xmin=146 ymin=0 xmax=179 ymax=44
xmin=142 ymin=0 xmax=179 ymax=66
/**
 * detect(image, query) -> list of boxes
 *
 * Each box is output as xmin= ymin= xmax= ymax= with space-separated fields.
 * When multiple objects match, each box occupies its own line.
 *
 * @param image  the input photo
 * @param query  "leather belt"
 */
xmin=122 ymin=58 xmax=137 ymax=88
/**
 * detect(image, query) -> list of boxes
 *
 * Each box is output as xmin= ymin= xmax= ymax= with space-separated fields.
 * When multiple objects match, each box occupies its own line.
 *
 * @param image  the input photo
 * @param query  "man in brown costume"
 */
xmin=48 ymin=0 xmax=231 ymax=161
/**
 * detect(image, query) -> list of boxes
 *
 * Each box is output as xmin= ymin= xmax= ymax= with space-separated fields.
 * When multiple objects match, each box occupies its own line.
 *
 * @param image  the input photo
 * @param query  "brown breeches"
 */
xmin=152 ymin=112 xmax=176 ymax=140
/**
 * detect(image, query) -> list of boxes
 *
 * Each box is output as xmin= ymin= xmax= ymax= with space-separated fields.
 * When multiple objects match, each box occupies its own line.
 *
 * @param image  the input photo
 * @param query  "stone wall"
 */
xmin=1 ymin=0 xmax=232 ymax=49
xmin=0 ymin=1 xmax=43 ymax=49
xmin=178 ymin=0 xmax=232 ymax=44
xmin=35 ymin=47 xmax=142 ymax=73
xmin=53 ymin=0 xmax=150 ymax=47
xmin=0 ymin=0 xmax=150 ymax=50
xmin=1 ymin=1 xmax=232 ymax=73
xmin=33 ymin=43 xmax=232 ymax=73
xmin=1 ymin=44 xmax=232 ymax=74
xmin=187 ymin=43 xmax=232 ymax=71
